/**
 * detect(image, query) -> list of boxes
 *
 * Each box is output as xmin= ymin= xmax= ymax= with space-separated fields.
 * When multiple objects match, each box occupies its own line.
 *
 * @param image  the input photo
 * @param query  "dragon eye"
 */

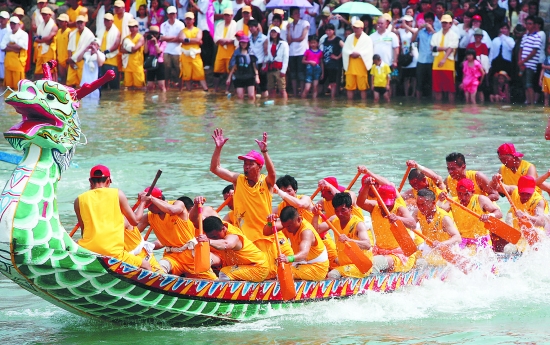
xmin=46 ymin=94 xmax=55 ymax=101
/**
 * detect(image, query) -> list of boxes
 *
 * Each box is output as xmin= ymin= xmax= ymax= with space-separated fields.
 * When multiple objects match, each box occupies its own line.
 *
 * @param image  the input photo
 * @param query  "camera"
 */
xmin=146 ymin=33 xmax=153 ymax=40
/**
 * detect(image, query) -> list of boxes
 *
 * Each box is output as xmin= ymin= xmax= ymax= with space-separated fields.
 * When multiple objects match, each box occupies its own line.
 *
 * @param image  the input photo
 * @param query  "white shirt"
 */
xmin=0 ymin=27 xmax=9 ymax=63
xmin=196 ymin=0 xmax=209 ymax=31
xmin=489 ymin=35 xmax=515 ymax=62
xmin=300 ymin=3 xmax=319 ymax=36
xmin=370 ymin=30 xmax=399 ymax=65
xmin=249 ymin=32 xmax=267 ymax=64
xmin=0 ymin=29 xmax=28 ymax=51
xmin=467 ymin=28 xmax=492 ymax=48
xmin=251 ymin=0 xmax=266 ymax=11
xmin=287 ymin=19 xmax=309 ymax=56
xmin=398 ymin=28 xmax=418 ymax=68
xmin=538 ymin=31 xmax=546 ymax=64
xmin=232 ymin=2 xmax=244 ymax=17
xmin=160 ymin=19 xmax=185 ymax=55
xmin=178 ymin=0 xmax=190 ymax=20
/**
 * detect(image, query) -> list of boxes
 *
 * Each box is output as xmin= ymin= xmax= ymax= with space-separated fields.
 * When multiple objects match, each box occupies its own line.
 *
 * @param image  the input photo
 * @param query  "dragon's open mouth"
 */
xmin=6 ymin=102 xmax=64 ymax=136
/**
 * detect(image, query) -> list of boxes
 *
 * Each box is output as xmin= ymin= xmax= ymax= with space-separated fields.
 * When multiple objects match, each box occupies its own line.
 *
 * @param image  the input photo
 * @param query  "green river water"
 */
xmin=1 ymin=91 xmax=550 ymax=344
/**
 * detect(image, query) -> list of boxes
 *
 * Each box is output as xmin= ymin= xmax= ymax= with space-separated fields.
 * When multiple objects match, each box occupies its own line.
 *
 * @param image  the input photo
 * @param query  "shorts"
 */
xmin=291 ymin=260 xmax=329 ymax=281
xmin=523 ymin=67 xmax=536 ymax=89
xmin=334 ymin=263 xmax=372 ymax=278
xmin=162 ymin=250 xmax=217 ymax=279
xmin=543 ymin=76 xmax=550 ymax=94
xmin=416 ymin=62 xmax=432 ymax=96
xmin=402 ymin=67 xmax=416 ymax=79
xmin=220 ymin=262 xmax=270 ymax=282
xmin=146 ymin=62 xmax=166 ymax=82
xmin=374 ymin=87 xmax=387 ymax=95
xmin=432 ymin=69 xmax=456 ymax=93
xmin=534 ymin=64 xmax=542 ymax=93
xmin=4 ymin=69 xmax=24 ymax=89
xmin=124 ymin=69 xmax=146 ymax=87
xmin=254 ymin=237 xmax=293 ymax=280
xmin=213 ymin=56 xmax=231 ymax=74
xmin=288 ymin=55 xmax=305 ymax=81
xmin=66 ymin=60 xmax=84 ymax=86
xmin=324 ymin=67 xmax=340 ymax=84
xmin=180 ymin=54 xmax=205 ymax=81
xmin=266 ymin=69 xmax=286 ymax=91
xmin=321 ymin=233 xmax=338 ymax=269
xmin=100 ymin=64 xmax=120 ymax=89
xmin=257 ymin=64 xmax=268 ymax=92
xmin=305 ymin=64 xmax=322 ymax=83
xmin=345 ymin=73 xmax=369 ymax=91
xmin=233 ymin=77 xmax=255 ymax=88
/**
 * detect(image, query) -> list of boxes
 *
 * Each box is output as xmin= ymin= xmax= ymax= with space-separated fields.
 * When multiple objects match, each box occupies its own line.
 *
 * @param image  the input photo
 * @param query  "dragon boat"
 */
xmin=0 ymin=62 xmax=451 ymax=326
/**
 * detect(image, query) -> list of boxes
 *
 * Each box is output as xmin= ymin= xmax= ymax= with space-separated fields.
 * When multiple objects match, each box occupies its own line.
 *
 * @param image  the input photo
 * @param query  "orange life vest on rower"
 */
xmin=450 ymin=194 xmax=491 ymax=239
xmin=332 ymin=215 xmax=371 ymax=266
xmin=508 ymin=188 xmax=548 ymax=230
xmin=282 ymin=219 xmax=326 ymax=262
xmin=147 ymin=201 xmax=195 ymax=247
xmin=418 ymin=206 xmax=453 ymax=243
xmin=371 ymin=203 xmax=402 ymax=250
xmin=211 ymin=222 xmax=268 ymax=267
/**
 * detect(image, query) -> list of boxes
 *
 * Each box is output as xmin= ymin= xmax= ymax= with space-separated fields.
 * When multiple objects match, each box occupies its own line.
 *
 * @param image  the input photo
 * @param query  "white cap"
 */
xmin=270 ymin=26 xmax=280 ymax=33
xmin=0 ymin=11 xmax=9 ymax=19
xmin=9 ymin=16 xmax=20 ymax=24
xmin=166 ymin=6 xmax=177 ymax=14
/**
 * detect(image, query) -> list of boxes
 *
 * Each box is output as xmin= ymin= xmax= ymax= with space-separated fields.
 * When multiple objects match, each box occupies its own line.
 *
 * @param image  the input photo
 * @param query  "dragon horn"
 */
xmin=75 ymin=70 xmax=116 ymax=100
xmin=42 ymin=60 xmax=58 ymax=81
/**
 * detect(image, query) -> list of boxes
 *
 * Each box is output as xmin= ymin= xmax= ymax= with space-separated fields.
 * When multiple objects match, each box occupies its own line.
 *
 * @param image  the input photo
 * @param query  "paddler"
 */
xmin=209 ymin=128 xmax=293 ymax=280
xmin=264 ymin=206 xmax=329 ymax=281
xmin=123 ymin=215 xmax=162 ymax=272
xmin=492 ymin=174 xmax=548 ymax=254
xmin=221 ymin=184 xmax=237 ymax=226
xmin=137 ymin=187 xmax=217 ymax=279
xmin=317 ymin=175 xmax=364 ymax=220
xmin=356 ymin=165 xmax=408 ymax=209
xmin=75 ymin=165 xmax=151 ymax=270
xmin=312 ymin=192 xmax=373 ymax=279
xmin=401 ymin=160 xmax=446 ymax=200
xmin=414 ymin=188 xmax=461 ymax=266
xmin=356 ymin=181 xmax=418 ymax=273
xmin=272 ymin=175 xmax=337 ymax=268
xmin=193 ymin=196 xmax=270 ymax=282
xmin=439 ymin=178 xmax=503 ymax=252
xmin=445 ymin=152 xmax=500 ymax=201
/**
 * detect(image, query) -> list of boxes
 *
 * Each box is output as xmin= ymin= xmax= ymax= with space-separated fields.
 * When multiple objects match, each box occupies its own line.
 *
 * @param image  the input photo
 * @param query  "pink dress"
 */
xmin=462 ymin=59 xmax=483 ymax=93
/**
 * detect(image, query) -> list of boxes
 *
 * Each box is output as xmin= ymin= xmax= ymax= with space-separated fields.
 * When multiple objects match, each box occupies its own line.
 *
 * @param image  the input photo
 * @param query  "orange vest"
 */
xmin=333 ymin=215 xmax=367 ymax=266
xmin=277 ymin=194 xmax=314 ymax=224
xmin=147 ymin=201 xmax=194 ymax=247
xmin=211 ymin=222 xmax=267 ymax=267
xmin=418 ymin=206 xmax=453 ymax=243
xmin=282 ymin=219 xmax=326 ymax=262
xmin=233 ymin=174 xmax=272 ymax=242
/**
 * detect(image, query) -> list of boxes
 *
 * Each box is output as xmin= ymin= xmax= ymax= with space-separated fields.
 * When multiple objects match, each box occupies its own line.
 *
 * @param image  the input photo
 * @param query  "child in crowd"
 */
xmin=491 ymin=71 xmax=510 ymax=103
xmin=136 ymin=5 xmax=149 ymax=35
xmin=518 ymin=1 xmax=529 ymax=26
xmin=460 ymin=49 xmax=485 ymax=104
xmin=540 ymin=45 xmax=550 ymax=106
xmin=370 ymin=54 xmax=391 ymax=102
xmin=302 ymin=36 xmax=324 ymax=98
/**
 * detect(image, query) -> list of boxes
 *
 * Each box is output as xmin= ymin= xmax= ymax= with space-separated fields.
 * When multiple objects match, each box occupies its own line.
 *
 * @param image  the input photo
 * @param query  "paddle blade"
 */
xmin=438 ymin=245 xmax=472 ymax=275
xmin=344 ymin=241 xmax=372 ymax=274
xmin=194 ymin=242 xmax=211 ymax=273
xmin=277 ymin=262 xmax=296 ymax=301
xmin=521 ymin=225 xmax=540 ymax=246
xmin=389 ymin=221 xmax=418 ymax=257
xmin=484 ymin=218 xmax=521 ymax=245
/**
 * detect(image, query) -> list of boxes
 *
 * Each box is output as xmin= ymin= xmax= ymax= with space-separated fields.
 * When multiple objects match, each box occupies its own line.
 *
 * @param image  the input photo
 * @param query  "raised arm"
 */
xmin=210 ymin=128 xmax=240 ymax=183
xmin=120 ymin=190 xmax=146 ymax=226
xmin=273 ymin=184 xmax=313 ymax=211
xmin=475 ymin=171 xmax=500 ymax=201
xmin=406 ymin=160 xmax=445 ymax=190
xmin=255 ymin=132 xmax=276 ymax=189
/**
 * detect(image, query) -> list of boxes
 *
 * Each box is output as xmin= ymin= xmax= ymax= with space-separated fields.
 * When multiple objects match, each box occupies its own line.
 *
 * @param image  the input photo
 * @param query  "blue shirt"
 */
xmin=416 ymin=28 xmax=434 ymax=64
xmin=544 ymin=55 xmax=550 ymax=78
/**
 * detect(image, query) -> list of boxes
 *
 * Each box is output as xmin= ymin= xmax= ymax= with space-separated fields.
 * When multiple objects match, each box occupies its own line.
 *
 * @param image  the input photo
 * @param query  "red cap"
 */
xmin=408 ymin=0 xmax=419 ymax=4
xmin=235 ymin=30 xmax=245 ymax=38
xmin=378 ymin=185 xmax=397 ymax=205
xmin=90 ymin=165 xmax=110 ymax=178
xmin=518 ymin=175 xmax=536 ymax=194
xmin=457 ymin=178 xmax=475 ymax=192
xmin=472 ymin=14 xmax=482 ymax=21
xmin=143 ymin=186 xmax=163 ymax=198
xmin=497 ymin=143 xmax=524 ymax=158
xmin=324 ymin=176 xmax=346 ymax=192
xmin=238 ymin=150 xmax=264 ymax=166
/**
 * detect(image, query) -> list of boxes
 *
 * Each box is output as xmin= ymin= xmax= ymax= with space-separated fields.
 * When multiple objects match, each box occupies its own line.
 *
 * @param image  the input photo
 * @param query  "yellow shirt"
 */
xmin=125 ymin=33 xmax=144 ymax=70
xmin=501 ymin=160 xmax=532 ymax=186
xmin=216 ymin=26 xmax=236 ymax=60
xmin=333 ymin=215 xmax=368 ymax=266
xmin=446 ymin=170 xmax=484 ymax=197
xmin=124 ymin=226 xmax=143 ymax=252
xmin=371 ymin=203 xmax=401 ymax=250
xmin=323 ymin=190 xmax=364 ymax=221
xmin=276 ymin=195 xmax=314 ymax=224
xmin=233 ymin=174 xmax=272 ymax=243
xmin=78 ymin=188 xmax=125 ymax=256
xmin=102 ymin=30 xmax=118 ymax=66
xmin=211 ymin=222 xmax=267 ymax=267
xmin=243 ymin=24 xmax=249 ymax=36
xmin=147 ymin=201 xmax=195 ymax=247
xmin=347 ymin=36 xmax=367 ymax=75
xmin=225 ymin=209 xmax=237 ymax=226
xmin=67 ymin=6 xmax=84 ymax=23
xmin=182 ymin=26 xmax=201 ymax=50
xmin=114 ymin=14 xmax=123 ymax=33
xmin=55 ymin=27 xmax=72 ymax=66
xmin=432 ymin=32 xmax=455 ymax=71
xmin=371 ymin=62 xmax=391 ymax=87
xmin=451 ymin=194 xmax=490 ymax=239
xmin=282 ymin=220 xmax=326 ymax=262
xmin=418 ymin=206 xmax=453 ymax=243
xmin=509 ymin=189 xmax=548 ymax=229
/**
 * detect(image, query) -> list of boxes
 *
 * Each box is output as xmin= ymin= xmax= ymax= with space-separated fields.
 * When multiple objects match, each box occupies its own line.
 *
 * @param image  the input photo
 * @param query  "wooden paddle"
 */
xmin=346 ymin=171 xmax=362 ymax=191
xmin=193 ymin=203 xmax=211 ymax=273
xmin=310 ymin=187 xmax=321 ymax=200
xmin=370 ymin=186 xmax=418 ymax=257
xmin=319 ymin=213 xmax=373 ymax=273
xmin=70 ymin=170 xmax=162 ymax=237
xmin=445 ymin=196 xmax=521 ymax=245
xmin=499 ymin=181 xmax=540 ymax=245
xmin=398 ymin=166 xmax=412 ymax=193
xmin=273 ymin=222 xmax=296 ymax=301
xmin=409 ymin=228 xmax=471 ymax=274
xmin=216 ymin=195 xmax=233 ymax=213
